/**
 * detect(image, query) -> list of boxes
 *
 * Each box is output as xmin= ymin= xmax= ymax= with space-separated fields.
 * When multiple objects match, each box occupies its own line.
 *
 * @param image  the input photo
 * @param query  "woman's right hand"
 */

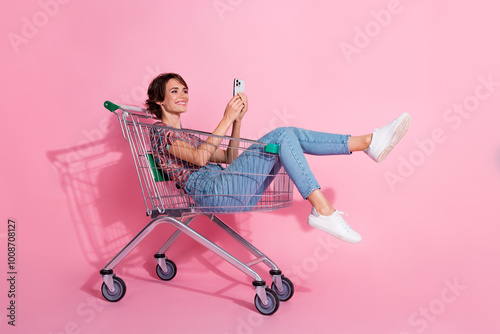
xmin=223 ymin=95 xmax=244 ymax=123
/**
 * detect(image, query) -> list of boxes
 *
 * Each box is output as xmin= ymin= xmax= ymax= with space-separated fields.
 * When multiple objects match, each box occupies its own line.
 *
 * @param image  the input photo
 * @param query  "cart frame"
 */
xmin=99 ymin=101 xmax=295 ymax=315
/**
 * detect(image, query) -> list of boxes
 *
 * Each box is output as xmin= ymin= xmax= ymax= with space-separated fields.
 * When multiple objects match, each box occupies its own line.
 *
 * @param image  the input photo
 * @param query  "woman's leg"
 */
xmin=186 ymin=114 xmax=409 ymax=242
xmin=307 ymin=189 xmax=334 ymax=216
xmin=348 ymin=134 xmax=372 ymax=152
xmin=257 ymin=127 xmax=351 ymax=200
xmin=188 ymin=125 xmax=345 ymax=212
xmin=256 ymin=127 xmax=362 ymax=243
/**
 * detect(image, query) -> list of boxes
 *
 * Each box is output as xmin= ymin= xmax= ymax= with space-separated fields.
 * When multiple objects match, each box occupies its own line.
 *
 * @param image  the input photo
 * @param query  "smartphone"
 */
xmin=233 ymin=78 xmax=245 ymax=96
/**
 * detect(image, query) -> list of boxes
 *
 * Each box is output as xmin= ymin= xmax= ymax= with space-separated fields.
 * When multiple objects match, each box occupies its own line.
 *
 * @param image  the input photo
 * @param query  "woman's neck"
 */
xmin=161 ymin=113 xmax=182 ymax=129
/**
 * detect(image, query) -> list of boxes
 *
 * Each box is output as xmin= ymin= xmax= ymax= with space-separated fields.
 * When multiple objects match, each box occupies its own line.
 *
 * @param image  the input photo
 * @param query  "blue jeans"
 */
xmin=184 ymin=127 xmax=351 ymax=211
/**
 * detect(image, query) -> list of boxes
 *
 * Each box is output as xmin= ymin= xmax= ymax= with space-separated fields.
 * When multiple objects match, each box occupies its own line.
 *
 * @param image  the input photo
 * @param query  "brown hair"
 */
xmin=146 ymin=73 xmax=188 ymax=119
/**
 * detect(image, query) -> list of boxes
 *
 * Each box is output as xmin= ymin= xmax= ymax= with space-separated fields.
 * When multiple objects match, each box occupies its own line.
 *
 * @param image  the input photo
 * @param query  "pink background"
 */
xmin=1 ymin=1 xmax=499 ymax=333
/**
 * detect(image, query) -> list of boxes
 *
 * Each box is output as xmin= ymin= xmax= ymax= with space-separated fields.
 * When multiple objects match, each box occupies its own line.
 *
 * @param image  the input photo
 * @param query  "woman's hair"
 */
xmin=146 ymin=73 xmax=188 ymax=119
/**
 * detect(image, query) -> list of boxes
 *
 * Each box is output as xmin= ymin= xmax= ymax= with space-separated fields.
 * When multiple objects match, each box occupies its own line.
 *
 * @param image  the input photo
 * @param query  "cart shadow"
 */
xmin=47 ymin=114 xmax=148 ymax=296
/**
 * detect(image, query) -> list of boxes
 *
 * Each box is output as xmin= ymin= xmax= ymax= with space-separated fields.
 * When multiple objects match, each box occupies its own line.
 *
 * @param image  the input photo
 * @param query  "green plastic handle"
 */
xmin=264 ymin=143 xmax=279 ymax=154
xmin=104 ymin=100 xmax=120 ymax=112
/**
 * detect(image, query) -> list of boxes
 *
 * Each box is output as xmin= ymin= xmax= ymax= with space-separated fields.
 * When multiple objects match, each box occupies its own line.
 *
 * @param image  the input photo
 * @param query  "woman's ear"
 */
xmin=156 ymin=101 xmax=162 ymax=106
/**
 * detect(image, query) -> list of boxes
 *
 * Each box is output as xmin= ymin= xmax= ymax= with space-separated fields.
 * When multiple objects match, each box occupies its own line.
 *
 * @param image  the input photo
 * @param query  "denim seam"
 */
xmin=294 ymin=135 xmax=351 ymax=155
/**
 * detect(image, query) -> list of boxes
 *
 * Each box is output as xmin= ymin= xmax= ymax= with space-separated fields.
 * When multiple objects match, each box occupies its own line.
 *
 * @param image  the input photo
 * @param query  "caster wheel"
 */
xmin=271 ymin=276 xmax=294 ymax=302
xmin=156 ymin=259 xmax=177 ymax=281
xmin=101 ymin=276 xmax=126 ymax=302
xmin=254 ymin=288 xmax=280 ymax=315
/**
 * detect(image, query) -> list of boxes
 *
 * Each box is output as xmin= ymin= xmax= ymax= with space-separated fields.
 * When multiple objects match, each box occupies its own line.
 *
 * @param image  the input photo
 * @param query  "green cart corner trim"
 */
xmin=147 ymin=153 xmax=166 ymax=182
xmin=264 ymin=143 xmax=279 ymax=154
xmin=104 ymin=100 xmax=120 ymax=112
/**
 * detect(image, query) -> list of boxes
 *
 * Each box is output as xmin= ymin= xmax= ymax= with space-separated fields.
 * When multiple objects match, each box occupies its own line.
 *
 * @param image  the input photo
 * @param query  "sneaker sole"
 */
xmin=307 ymin=218 xmax=361 ymax=244
xmin=375 ymin=113 xmax=411 ymax=163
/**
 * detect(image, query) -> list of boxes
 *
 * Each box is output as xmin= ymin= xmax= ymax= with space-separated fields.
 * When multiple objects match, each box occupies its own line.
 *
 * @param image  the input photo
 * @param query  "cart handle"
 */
xmin=104 ymin=100 xmax=120 ymax=112
xmin=104 ymin=101 xmax=144 ymax=113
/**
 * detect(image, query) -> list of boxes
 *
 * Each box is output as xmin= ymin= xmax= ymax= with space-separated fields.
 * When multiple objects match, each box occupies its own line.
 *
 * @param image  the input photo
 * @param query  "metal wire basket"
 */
xmin=104 ymin=101 xmax=293 ymax=217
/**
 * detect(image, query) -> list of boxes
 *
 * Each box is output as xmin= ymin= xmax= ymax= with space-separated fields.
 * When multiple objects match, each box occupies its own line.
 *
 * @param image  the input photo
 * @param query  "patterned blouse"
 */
xmin=149 ymin=122 xmax=205 ymax=189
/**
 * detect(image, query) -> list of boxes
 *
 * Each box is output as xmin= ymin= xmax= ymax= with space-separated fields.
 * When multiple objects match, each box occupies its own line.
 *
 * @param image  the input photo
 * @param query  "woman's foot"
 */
xmin=364 ymin=112 xmax=411 ymax=163
xmin=307 ymin=207 xmax=362 ymax=243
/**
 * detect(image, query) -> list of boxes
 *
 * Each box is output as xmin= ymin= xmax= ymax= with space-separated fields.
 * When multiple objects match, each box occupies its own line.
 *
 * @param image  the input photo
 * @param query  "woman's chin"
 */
xmin=172 ymin=108 xmax=187 ymax=114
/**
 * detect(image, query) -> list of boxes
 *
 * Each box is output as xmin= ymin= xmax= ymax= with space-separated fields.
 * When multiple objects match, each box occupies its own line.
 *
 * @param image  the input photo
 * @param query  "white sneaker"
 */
xmin=364 ymin=112 xmax=411 ymax=163
xmin=307 ymin=207 xmax=362 ymax=243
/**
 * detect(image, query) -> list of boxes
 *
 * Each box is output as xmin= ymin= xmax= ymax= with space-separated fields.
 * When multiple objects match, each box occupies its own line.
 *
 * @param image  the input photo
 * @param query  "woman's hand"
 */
xmin=235 ymin=92 xmax=248 ymax=123
xmin=224 ymin=95 xmax=244 ymax=123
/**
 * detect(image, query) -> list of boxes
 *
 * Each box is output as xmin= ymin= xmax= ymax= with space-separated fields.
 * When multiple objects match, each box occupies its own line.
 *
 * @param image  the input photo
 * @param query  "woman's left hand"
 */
xmin=236 ymin=92 xmax=248 ymax=122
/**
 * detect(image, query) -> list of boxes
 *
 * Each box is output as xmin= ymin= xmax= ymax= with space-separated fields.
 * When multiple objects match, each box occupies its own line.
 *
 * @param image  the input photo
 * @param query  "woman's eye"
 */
xmin=171 ymin=90 xmax=177 ymax=94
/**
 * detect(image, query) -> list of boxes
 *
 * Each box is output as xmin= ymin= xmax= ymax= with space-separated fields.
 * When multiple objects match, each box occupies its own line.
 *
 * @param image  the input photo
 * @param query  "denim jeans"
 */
xmin=184 ymin=127 xmax=350 ymax=212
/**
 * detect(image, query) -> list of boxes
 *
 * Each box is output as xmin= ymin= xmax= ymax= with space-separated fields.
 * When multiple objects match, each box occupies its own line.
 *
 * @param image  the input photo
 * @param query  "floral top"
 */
xmin=149 ymin=122 xmax=206 ymax=189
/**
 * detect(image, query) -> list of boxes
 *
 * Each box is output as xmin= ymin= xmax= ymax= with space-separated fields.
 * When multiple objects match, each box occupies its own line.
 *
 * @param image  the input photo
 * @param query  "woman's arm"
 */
xmin=209 ymin=93 xmax=248 ymax=164
xmin=167 ymin=95 xmax=244 ymax=166
xmin=225 ymin=120 xmax=242 ymax=163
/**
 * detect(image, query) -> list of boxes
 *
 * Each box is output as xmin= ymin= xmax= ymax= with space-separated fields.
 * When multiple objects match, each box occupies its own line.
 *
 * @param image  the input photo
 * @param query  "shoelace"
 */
xmin=334 ymin=211 xmax=351 ymax=232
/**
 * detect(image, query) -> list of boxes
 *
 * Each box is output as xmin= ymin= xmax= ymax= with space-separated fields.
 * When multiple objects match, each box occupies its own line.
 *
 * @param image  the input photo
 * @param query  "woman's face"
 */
xmin=159 ymin=79 xmax=189 ymax=115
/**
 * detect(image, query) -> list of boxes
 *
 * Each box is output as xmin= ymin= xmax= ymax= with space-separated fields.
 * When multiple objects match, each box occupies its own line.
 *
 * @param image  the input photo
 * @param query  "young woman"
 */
xmin=147 ymin=73 xmax=411 ymax=244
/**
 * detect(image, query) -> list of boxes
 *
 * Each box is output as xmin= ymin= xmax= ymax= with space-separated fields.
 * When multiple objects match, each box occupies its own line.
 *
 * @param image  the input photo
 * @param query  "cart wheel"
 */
xmin=254 ymin=288 xmax=280 ymax=315
xmin=271 ymin=276 xmax=294 ymax=302
xmin=156 ymin=259 xmax=177 ymax=281
xmin=101 ymin=276 xmax=126 ymax=302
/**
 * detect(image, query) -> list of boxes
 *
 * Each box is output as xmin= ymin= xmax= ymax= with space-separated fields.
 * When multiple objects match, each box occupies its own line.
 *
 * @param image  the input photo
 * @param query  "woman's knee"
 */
xmin=261 ymin=127 xmax=296 ymax=144
xmin=272 ymin=126 xmax=295 ymax=137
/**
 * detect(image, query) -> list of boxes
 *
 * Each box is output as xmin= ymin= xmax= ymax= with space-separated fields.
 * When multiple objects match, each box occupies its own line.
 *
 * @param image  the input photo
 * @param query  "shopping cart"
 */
xmin=100 ymin=101 xmax=294 ymax=315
